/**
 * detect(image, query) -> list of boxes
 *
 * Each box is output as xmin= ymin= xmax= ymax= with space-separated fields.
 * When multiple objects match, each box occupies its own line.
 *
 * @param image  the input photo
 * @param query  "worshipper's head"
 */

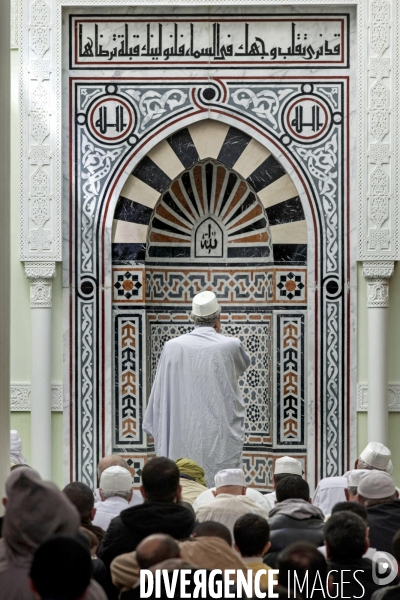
xmin=273 ymin=456 xmax=303 ymax=490
xmin=355 ymin=441 xmax=392 ymax=472
xmin=357 ymin=470 xmax=398 ymax=508
xmin=79 ymin=526 xmax=99 ymax=556
xmin=324 ymin=511 xmax=368 ymax=562
xmin=29 ymin=535 xmax=92 ymax=600
xmin=212 ymin=468 xmax=246 ymax=497
xmin=344 ymin=469 xmax=370 ymax=501
xmin=136 ymin=534 xmax=181 ymax=569
xmin=331 ymin=500 xmax=368 ymax=524
xmin=275 ymin=475 xmax=311 ymax=504
xmin=277 ymin=542 xmax=330 ymax=600
xmin=10 ymin=429 xmax=27 ymax=466
xmin=3 ymin=468 xmax=79 ymax=564
xmin=191 ymin=291 xmax=221 ymax=332
xmin=191 ymin=521 xmax=232 ymax=546
xmin=99 ymin=465 xmax=133 ymax=502
xmin=97 ymin=453 xmax=132 ymax=480
xmin=233 ymin=513 xmax=271 ymax=558
xmin=62 ymin=481 xmax=96 ymax=523
xmin=141 ymin=456 xmax=181 ymax=503
xmin=176 ymin=457 xmax=207 ymax=487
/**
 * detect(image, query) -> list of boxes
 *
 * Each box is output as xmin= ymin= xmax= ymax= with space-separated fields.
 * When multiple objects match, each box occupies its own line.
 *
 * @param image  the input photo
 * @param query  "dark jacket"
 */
xmin=263 ymin=499 xmax=324 ymax=568
xmin=98 ymin=501 xmax=195 ymax=569
xmin=81 ymin=518 xmax=105 ymax=546
xmin=328 ymin=558 xmax=392 ymax=600
xmin=367 ymin=500 xmax=400 ymax=553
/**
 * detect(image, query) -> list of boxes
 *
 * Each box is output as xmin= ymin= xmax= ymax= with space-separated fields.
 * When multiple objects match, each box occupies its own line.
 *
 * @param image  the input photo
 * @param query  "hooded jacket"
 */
xmin=263 ymin=499 xmax=325 ymax=567
xmin=0 ymin=468 xmax=106 ymax=600
xmin=98 ymin=501 xmax=195 ymax=569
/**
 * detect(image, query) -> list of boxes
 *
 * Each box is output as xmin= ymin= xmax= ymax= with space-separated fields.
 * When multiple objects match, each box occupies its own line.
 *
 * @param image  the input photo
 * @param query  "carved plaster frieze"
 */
xmin=10 ymin=383 xmax=63 ymax=411
xmin=18 ymin=0 xmax=398 ymax=265
xmin=19 ymin=0 xmax=60 ymax=261
xmin=363 ymin=260 xmax=394 ymax=307
xmin=357 ymin=383 xmax=400 ymax=411
xmin=359 ymin=0 xmax=400 ymax=259
xmin=25 ymin=261 xmax=56 ymax=307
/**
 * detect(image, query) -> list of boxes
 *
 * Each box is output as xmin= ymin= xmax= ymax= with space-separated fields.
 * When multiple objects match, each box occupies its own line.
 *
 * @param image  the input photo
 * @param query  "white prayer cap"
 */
xmin=10 ymin=430 xmax=27 ymax=465
xmin=192 ymin=291 xmax=219 ymax=317
xmin=358 ymin=471 xmax=396 ymax=500
xmin=359 ymin=441 xmax=391 ymax=471
xmin=274 ymin=456 xmax=302 ymax=476
xmin=215 ymin=468 xmax=246 ymax=488
xmin=100 ymin=465 xmax=132 ymax=493
xmin=387 ymin=460 xmax=393 ymax=475
xmin=346 ymin=469 xmax=370 ymax=488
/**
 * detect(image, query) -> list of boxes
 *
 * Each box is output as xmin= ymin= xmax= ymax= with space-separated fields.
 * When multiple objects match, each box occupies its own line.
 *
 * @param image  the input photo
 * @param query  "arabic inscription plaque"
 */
xmin=70 ymin=15 xmax=349 ymax=69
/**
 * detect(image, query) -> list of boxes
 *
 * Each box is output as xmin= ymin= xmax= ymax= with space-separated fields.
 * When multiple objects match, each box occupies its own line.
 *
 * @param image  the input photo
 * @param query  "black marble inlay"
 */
xmin=112 ymin=243 xmax=146 ymax=262
xmin=273 ymin=244 xmax=307 ymax=264
xmin=228 ymin=245 xmax=270 ymax=258
xmin=181 ymin=172 xmax=200 ymax=218
xmin=132 ymin=157 xmax=171 ymax=194
xmin=225 ymin=191 xmax=255 ymax=225
xmin=151 ymin=216 xmax=187 ymax=236
xmin=229 ymin=217 xmax=267 ymax=237
xmin=167 ymin=128 xmax=200 ymax=168
xmin=247 ymin=155 xmax=286 ymax=193
xmin=219 ymin=173 xmax=238 ymax=215
xmin=162 ymin=192 xmax=192 ymax=225
xmin=114 ymin=196 xmax=153 ymax=225
xmin=217 ymin=127 xmax=252 ymax=168
xmin=266 ymin=196 xmax=305 ymax=226
xmin=205 ymin=162 xmax=214 ymax=212
xmin=148 ymin=246 xmax=190 ymax=258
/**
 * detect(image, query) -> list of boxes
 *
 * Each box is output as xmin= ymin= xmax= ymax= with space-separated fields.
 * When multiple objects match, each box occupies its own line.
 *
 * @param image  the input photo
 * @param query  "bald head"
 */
xmin=136 ymin=534 xmax=180 ymax=569
xmin=97 ymin=454 xmax=131 ymax=480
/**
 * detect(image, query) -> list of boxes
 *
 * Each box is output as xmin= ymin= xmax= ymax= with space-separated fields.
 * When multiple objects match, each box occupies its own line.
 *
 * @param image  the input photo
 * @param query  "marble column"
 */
xmin=362 ymin=261 xmax=394 ymax=445
xmin=25 ymin=262 xmax=56 ymax=479
xmin=0 ymin=0 xmax=10 ymax=512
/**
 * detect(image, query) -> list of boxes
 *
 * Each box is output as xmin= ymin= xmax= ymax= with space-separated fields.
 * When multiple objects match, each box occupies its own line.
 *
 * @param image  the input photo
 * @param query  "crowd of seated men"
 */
xmin=0 ymin=437 xmax=399 ymax=600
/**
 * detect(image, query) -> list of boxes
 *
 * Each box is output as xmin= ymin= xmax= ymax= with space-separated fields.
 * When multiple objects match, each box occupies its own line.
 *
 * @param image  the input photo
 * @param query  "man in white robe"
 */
xmin=143 ymin=291 xmax=251 ymax=487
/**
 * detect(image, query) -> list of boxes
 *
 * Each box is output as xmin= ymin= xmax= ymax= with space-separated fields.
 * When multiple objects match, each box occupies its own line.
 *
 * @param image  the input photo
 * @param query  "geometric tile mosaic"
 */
xmin=148 ymin=313 xmax=274 ymax=459
xmin=275 ymin=269 xmax=306 ymax=303
xmin=113 ymin=268 xmax=144 ymax=302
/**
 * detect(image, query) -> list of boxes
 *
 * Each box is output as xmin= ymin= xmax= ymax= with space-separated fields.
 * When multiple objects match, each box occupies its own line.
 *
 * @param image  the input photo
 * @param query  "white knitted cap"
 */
xmin=359 ymin=442 xmax=391 ymax=471
xmin=274 ymin=456 xmax=302 ymax=476
xmin=358 ymin=471 xmax=396 ymax=500
xmin=192 ymin=291 xmax=219 ymax=317
xmin=215 ymin=468 xmax=246 ymax=488
xmin=346 ymin=469 xmax=370 ymax=488
xmin=100 ymin=465 xmax=132 ymax=493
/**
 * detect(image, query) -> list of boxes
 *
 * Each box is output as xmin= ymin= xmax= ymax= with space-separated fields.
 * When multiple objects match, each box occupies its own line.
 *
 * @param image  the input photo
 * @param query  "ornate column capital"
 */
xmin=363 ymin=260 xmax=394 ymax=307
xmin=24 ymin=261 xmax=56 ymax=308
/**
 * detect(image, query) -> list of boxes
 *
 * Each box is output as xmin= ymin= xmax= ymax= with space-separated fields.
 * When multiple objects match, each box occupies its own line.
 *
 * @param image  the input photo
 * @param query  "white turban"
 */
xmin=10 ymin=430 xmax=27 ymax=466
